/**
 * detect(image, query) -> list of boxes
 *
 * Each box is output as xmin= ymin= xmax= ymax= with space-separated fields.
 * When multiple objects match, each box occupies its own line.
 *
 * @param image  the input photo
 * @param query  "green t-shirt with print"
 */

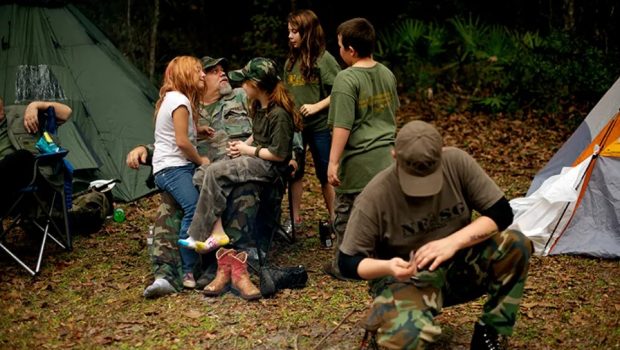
xmin=251 ymin=104 xmax=293 ymax=163
xmin=327 ymin=62 xmax=399 ymax=193
xmin=283 ymin=51 xmax=341 ymax=133
xmin=196 ymin=88 xmax=251 ymax=162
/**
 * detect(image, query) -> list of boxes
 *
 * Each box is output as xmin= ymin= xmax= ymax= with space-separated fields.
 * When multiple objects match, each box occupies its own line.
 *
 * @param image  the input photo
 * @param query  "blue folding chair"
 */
xmin=0 ymin=107 xmax=72 ymax=275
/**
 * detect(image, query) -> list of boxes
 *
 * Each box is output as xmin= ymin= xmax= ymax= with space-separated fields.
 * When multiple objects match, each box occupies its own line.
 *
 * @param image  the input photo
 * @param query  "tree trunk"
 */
xmin=148 ymin=0 xmax=160 ymax=82
xmin=126 ymin=0 xmax=135 ymax=62
xmin=563 ymin=0 xmax=575 ymax=33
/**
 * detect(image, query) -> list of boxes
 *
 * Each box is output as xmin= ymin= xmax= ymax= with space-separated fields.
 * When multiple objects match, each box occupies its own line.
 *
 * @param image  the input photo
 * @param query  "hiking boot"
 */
xmin=230 ymin=251 xmax=261 ymax=301
xmin=182 ymin=272 xmax=196 ymax=289
xmin=471 ymin=322 xmax=502 ymax=350
xmin=259 ymin=264 xmax=308 ymax=297
xmin=203 ymin=248 xmax=235 ymax=296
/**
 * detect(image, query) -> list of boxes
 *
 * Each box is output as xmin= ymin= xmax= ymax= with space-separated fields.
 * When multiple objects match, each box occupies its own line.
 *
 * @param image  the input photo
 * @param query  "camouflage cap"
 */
xmin=228 ymin=57 xmax=280 ymax=88
xmin=201 ymin=56 xmax=228 ymax=70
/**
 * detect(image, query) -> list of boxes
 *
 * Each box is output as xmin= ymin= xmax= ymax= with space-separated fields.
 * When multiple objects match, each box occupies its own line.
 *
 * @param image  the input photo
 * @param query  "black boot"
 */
xmin=471 ymin=322 xmax=502 ymax=350
xmin=259 ymin=264 xmax=308 ymax=297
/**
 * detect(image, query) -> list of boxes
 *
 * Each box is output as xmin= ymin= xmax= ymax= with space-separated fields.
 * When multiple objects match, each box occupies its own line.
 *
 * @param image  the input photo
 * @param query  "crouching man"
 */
xmin=338 ymin=121 xmax=533 ymax=349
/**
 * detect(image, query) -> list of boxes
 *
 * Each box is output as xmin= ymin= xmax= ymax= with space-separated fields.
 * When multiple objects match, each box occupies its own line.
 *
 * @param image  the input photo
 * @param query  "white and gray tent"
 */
xmin=510 ymin=77 xmax=620 ymax=258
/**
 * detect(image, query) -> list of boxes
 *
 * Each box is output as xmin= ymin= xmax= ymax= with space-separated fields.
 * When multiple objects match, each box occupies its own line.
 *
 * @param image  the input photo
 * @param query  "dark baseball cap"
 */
xmin=395 ymin=121 xmax=444 ymax=196
xmin=201 ymin=56 xmax=228 ymax=70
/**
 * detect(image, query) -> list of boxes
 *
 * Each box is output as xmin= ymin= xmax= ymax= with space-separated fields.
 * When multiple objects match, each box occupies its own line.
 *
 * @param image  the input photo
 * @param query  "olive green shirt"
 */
xmin=196 ymin=88 xmax=251 ymax=162
xmin=284 ymin=51 xmax=341 ymax=133
xmin=251 ymin=104 xmax=293 ymax=163
xmin=328 ymin=62 xmax=399 ymax=193
xmin=340 ymin=148 xmax=504 ymax=260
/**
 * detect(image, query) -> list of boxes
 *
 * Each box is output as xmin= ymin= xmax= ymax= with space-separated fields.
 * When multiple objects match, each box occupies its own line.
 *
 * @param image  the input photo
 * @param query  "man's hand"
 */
xmin=197 ymin=125 xmax=215 ymax=138
xmin=414 ymin=237 xmax=460 ymax=272
xmin=126 ymin=146 xmax=148 ymax=169
xmin=389 ymin=256 xmax=417 ymax=281
xmin=327 ymin=161 xmax=340 ymax=187
xmin=200 ymin=156 xmax=211 ymax=166
xmin=23 ymin=103 xmax=40 ymax=133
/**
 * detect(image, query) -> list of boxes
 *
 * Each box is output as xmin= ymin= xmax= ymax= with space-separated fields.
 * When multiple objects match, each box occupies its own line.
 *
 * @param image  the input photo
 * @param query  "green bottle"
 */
xmin=113 ymin=208 xmax=126 ymax=223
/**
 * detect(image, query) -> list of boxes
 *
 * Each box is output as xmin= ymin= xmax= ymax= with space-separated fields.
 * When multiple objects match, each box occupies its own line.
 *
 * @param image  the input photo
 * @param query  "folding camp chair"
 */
xmin=0 ymin=107 xmax=72 ymax=275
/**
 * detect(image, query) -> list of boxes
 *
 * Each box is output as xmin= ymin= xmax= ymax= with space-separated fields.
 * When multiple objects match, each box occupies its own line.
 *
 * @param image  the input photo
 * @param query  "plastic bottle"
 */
xmin=113 ymin=208 xmax=126 ymax=223
xmin=146 ymin=225 xmax=154 ymax=254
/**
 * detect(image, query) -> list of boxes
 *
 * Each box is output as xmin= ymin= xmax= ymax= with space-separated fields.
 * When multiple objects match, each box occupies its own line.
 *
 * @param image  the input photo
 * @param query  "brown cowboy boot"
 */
xmin=203 ymin=248 xmax=235 ymax=296
xmin=230 ymin=251 xmax=261 ymax=301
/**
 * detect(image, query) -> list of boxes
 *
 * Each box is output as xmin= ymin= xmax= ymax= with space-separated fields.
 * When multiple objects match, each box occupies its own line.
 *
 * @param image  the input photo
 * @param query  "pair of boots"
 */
xmin=203 ymin=248 xmax=261 ymax=301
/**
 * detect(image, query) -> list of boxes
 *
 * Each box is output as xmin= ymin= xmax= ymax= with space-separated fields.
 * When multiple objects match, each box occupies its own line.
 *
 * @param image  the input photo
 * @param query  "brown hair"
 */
xmin=286 ymin=9 xmax=326 ymax=82
xmin=154 ymin=56 xmax=202 ymax=121
xmin=337 ymin=18 xmax=376 ymax=58
xmin=246 ymin=80 xmax=303 ymax=132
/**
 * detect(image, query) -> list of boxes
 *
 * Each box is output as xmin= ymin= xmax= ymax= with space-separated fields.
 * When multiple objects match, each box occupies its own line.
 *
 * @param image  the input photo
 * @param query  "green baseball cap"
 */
xmin=228 ymin=57 xmax=280 ymax=88
xmin=201 ymin=56 xmax=228 ymax=70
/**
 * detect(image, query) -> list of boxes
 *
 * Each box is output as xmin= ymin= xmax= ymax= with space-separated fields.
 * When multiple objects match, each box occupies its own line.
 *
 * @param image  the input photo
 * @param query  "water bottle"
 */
xmin=318 ymin=220 xmax=333 ymax=249
xmin=146 ymin=225 xmax=154 ymax=254
xmin=113 ymin=208 xmax=126 ymax=223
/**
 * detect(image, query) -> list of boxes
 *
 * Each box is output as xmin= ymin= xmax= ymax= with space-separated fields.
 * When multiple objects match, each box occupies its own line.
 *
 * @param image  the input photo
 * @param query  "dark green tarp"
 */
xmin=0 ymin=3 xmax=157 ymax=201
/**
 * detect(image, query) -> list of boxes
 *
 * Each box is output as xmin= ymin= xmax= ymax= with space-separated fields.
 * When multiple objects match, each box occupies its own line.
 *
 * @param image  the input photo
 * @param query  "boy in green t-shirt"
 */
xmin=325 ymin=18 xmax=399 ymax=280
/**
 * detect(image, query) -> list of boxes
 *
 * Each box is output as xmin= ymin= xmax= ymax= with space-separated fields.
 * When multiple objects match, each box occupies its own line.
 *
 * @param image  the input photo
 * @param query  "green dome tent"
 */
xmin=0 ymin=2 xmax=158 ymax=202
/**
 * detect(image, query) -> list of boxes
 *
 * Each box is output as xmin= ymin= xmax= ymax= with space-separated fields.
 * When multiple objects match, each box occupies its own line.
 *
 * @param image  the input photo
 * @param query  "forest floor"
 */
xmin=1 ymin=96 xmax=619 ymax=349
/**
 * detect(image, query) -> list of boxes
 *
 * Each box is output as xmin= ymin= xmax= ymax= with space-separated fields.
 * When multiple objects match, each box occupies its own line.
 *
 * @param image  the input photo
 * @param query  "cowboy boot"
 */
xmin=230 ymin=251 xmax=261 ymax=301
xmin=203 ymin=248 xmax=235 ymax=296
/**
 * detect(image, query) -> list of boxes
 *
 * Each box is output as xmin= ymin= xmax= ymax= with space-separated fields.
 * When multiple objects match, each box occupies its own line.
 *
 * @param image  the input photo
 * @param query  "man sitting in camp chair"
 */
xmin=0 ymin=97 xmax=72 ymax=214
xmin=127 ymin=57 xmax=290 ymax=298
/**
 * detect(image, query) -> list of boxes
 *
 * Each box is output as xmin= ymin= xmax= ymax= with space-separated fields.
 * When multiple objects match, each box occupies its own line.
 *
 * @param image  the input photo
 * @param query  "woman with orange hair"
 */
xmin=152 ymin=56 xmax=208 ymax=289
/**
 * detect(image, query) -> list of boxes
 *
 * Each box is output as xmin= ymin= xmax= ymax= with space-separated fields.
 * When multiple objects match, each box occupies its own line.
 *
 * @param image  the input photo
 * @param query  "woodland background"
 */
xmin=71 ymin=0 xmax=620 ymax=118
xmin=0 ymin=1 xmax=619 ymax=349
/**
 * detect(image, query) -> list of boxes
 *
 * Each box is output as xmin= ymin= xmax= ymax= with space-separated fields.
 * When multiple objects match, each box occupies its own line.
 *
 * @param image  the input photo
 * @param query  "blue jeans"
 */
xmin=154 ymin=163 xmax=199 ymax=274
xmin=297 ymin=128 xmax=331 ymax=184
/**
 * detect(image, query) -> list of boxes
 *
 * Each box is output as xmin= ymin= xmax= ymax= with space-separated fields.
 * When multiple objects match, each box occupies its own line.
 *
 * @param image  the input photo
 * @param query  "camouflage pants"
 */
xmin=365 ymin=230 xmax=533 ymax=349
xmin=188 ymin=155 xmax=278 ymax=242
xmin=150 ymin=183 xmax=264 ymax=290
xmin=328 ymin=192 xmax=360 ymax=272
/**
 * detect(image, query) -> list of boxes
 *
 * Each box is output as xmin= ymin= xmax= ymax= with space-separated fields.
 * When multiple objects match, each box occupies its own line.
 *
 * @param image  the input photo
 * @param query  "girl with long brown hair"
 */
xmin=284 ymin=9 xmax=341 ymax=231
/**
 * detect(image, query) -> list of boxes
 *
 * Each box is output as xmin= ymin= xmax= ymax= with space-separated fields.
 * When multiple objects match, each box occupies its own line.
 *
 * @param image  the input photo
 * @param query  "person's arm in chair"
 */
xmin=23 ymin=101 xmax=72 ymax=133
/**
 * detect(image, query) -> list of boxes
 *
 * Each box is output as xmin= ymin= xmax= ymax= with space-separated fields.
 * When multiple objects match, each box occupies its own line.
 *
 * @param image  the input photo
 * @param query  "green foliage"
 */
xmin=377 ymin=16 xmax=620 ymax=116
xmin=240 ymin=0 xmax=288 ymax=63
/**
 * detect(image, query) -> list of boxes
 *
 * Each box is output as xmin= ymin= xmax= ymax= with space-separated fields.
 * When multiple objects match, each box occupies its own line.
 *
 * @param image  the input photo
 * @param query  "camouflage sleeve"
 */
xmin=144 ymin=143 xmax=155 ymax=165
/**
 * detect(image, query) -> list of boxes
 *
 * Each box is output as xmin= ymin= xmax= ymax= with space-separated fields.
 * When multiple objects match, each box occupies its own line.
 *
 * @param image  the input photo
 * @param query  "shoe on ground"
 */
xmin=322 ymin=261 xmax=356 ymax=282
xmin=143 ymin=278 xmax=176 ymax=299
xmin=283 ymin=218 xmax=304 ymax=235
xmin=182 ymin=272 xmax=196 ymax=289
xmin=471 ymin=322 xmax=503 ymax=350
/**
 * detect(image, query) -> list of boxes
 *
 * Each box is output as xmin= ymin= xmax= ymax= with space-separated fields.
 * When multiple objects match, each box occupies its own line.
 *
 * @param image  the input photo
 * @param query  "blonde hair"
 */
xmin=154 ymin=56 xmax=202 ymax=120
xmin=247 ymin=80 xmax=303 ymax=132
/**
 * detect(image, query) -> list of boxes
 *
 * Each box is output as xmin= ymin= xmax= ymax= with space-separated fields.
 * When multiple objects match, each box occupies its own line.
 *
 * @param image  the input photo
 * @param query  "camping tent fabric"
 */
xmin=528 ymin=77 xmax=620 ymax=195
xmin=0 ymin=4 xmax=157 ymax=201
xmin=518 ymin=77 xmax=620 ymax=258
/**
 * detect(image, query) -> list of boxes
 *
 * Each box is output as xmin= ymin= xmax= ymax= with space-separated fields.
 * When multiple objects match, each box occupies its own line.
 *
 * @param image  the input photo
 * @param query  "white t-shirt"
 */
xmin=152 ymin=91 xmax=197 ymax=174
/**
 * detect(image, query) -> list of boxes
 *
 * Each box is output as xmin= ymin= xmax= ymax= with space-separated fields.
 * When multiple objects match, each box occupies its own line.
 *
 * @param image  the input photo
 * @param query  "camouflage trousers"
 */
xmin=328 ymin=192 xmax=360 ymax=272
xmin=188 ymin=155 xmax=279 ymax=242
xmin=365 ymin=229 xmax=533 ymax=349
xmin=150 ymin=183 xmax=263 ymax=291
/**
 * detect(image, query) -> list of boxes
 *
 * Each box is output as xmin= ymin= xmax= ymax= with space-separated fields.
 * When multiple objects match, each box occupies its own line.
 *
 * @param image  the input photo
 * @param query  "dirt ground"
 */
xmin=1 ymin=99 xmax=619 ymax=349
